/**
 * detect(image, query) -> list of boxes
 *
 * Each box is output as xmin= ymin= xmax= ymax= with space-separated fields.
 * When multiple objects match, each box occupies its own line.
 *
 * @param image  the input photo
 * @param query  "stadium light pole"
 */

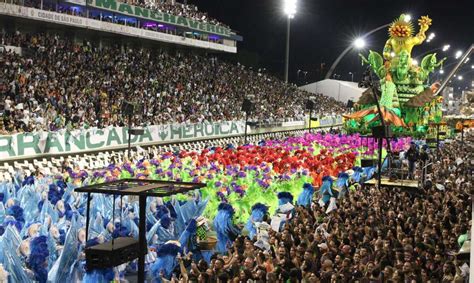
xmin=283 ymin=0 xmax=296 ymax=83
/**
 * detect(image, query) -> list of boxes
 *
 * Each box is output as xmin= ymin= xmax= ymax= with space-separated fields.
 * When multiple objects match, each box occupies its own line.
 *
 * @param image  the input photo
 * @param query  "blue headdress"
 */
xmin=29 ymin=236 xmax=49 ymax=283
xmin=245 ymin=203 xmax=268 ymax=240
xmin=3 ymin=216 xmax=22 ymax=233
xmin=319 ymin=176 xmax=334 ymax=204
xmin=277 ymin=192 xmax=293 ymax=206
xmin=351 ymin=167 xmax=363 ymax=183
xmin=112 ymin=222 xmax=130 ymax=239
xmin=22 ymin=175 xmax=35 ymax=186
xmin=150 ymin=243 xmax=182 ymax=281
xmin=336 ymin=172 xmax=349 ymax=188
xmin=363 ymin=167 xmax=375 ymax=180
xmin=214 ymin=203 xmax=240 ymax=254
xmin=155 ymin=205 xmax=170 ymax=220
xmin=160 ymin=215 xmax=172 ymax=230
xmin=48 ymin=184 xmax=64 ymax=206
xmin=297 ymin=183 xmax=314 ymax=208
xmin=56 ymin=179 xmax=67 ymax=190
xmin=6 ymin=205 xmax=24 ymax=231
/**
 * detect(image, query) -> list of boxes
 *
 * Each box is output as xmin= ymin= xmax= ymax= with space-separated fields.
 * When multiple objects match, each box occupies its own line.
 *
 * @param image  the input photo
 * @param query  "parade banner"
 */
xmin=0 ymin=121 xmax=245 ymax=159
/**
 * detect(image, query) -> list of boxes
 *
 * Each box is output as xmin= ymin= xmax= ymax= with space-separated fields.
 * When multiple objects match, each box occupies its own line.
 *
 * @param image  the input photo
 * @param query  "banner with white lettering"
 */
xmin=0 ymin=121 xmax=245 ymax=160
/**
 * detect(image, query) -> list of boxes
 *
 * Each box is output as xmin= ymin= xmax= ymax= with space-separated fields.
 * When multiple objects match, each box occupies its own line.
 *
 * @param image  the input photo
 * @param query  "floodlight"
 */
xmin=354 ymin=38 xmax=366 ymax=49
xmin=283 ymin=0 xmax=297 ymax=17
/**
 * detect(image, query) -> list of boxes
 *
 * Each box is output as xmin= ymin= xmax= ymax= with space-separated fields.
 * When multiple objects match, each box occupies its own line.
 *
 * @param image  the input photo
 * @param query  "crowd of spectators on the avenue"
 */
xmin=0 ymin=32 xmax=345 ymax=135
xmin=158 ymin=137 xmax=472 ymax=283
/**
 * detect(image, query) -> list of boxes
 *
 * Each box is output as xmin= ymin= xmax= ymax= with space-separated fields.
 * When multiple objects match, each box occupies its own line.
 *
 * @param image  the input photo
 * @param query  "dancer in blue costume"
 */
xmin=245 ymin=203 xmax=268 ymax=240
xmin=213 ymin=203 xmax=240 ymax=254
xmin=150 ymin=219 xmax=197 ymax=282
xmin=319 ymin=176 xmax=334 ymax=205
xmin=297 ymin=183 xmax=314 ymax=207
xmin=335 ymin=172 xmax=350 ymax=199
xmin=351 ymin=167 xmax=364 ymax=183
xmin=275 ymin=192 xmax=295 ymax=231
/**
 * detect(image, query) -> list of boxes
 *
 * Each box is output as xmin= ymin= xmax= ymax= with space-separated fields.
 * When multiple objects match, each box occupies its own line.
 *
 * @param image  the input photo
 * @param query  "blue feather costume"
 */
xmin=297 ymin=183 xmax=314 ymax=207
xmin=245 ymin=203 xmax=268 ymax=240
xmin=29 ymin=236 xmax=49 ymax=283
xmin=336 ymin=173 xmax=350 ymax=199
xmin=351 ymin=167 xmax=364 ymax=183
xmin=275 ymin=192 xmax=294 ymax=230
xmin=150 ymin=219 xmax=197 ymax=282
xmin=213 ymin=203 xmax=240 ymax=254
xmin=319 ymin=176 xmax=334 ymax=204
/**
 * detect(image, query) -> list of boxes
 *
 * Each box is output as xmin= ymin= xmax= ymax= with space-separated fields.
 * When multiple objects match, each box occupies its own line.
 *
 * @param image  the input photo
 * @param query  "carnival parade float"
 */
xmin=345 ymin=14 xmax=446 ymax=136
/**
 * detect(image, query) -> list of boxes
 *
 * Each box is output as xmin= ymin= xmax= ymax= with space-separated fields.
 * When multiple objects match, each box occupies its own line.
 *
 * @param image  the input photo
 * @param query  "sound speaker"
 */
xmin=129 ymin=129 xmax=145 ymax=135
xmin=371 ymin=125 xmax=392 ymax=138
xmin=85 ymin=237 xmax=142 ymax=270
xmin=347 ymin=100 xmax=354 ymax=108
xmin=361 ymin=159 xmax=375 ymax=167
xmin=121 ymin=101 xmax=135 ymax=116
xmin=305 ymin=100 xmax=315 ymax=110
xmin=241 ymin=99 xmax=253 ymax=113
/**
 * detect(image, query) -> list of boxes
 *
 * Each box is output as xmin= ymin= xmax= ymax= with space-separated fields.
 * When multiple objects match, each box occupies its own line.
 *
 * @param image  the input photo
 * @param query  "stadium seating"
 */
xmin=0 ymin=32 xmax=344 ymax=135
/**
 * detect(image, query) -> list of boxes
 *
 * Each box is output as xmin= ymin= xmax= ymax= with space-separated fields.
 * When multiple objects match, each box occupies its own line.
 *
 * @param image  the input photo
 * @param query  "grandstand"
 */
xmin=0 ymin=2 xmax=471 ymax=283
xmin=0 ymin=27 xmax=345 ymax=160
xmin=0 ymin=0 xmax=241 ymax=52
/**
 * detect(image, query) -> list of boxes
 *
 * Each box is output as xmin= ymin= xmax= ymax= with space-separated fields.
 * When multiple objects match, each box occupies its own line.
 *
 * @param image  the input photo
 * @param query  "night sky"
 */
xmin=191 ymin=0 xmax=474 ymax=88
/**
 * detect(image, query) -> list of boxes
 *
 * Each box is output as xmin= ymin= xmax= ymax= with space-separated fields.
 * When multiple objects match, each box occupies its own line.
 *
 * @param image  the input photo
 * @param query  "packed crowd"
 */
xmin=0 ymin=128 xmax=471 ymax=282
xmin=0 ymin=32 xmax=344 ymax=134
xmin=164 ymin=138 xmax=472 ymax=282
